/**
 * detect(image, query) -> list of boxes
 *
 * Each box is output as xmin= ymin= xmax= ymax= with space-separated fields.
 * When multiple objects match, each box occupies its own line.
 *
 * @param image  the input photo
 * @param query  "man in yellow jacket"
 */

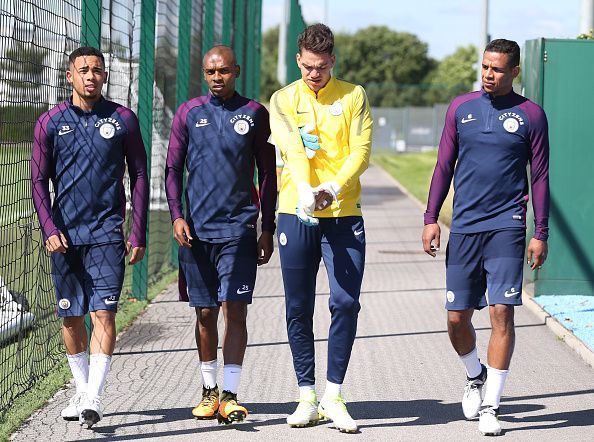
xmin=270 ymin=23 xmax=372 ymax=433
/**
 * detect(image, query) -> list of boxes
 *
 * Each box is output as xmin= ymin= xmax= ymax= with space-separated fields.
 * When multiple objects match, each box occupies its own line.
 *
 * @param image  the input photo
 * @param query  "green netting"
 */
xmin=285 ymin=0 xmax=306 ymax=84
xmin=0 ymin=0 xmax=82 ymax=416
xmin=0 ymin=0 xmax=263 ymax=417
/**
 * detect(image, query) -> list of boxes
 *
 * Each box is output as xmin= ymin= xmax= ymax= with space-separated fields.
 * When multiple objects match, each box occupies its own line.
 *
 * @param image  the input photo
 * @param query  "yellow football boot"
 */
xmin=191 ymin=385 xmax=219 ymax=419
xmin=217 ymin=390 xmax=248 ymax=424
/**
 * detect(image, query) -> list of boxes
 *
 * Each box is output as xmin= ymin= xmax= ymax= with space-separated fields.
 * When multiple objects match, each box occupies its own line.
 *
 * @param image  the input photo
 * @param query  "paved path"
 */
xmin=12 ymin=164 xmax=594 ymax=441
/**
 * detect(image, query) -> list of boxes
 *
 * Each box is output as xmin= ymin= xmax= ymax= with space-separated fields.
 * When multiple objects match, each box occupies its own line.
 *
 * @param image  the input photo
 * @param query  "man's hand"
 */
xmin=257 ymin=231 xmax=274 ymax=266
xmin=45 ymin=232 xmax=68 ymax=253
xmin=173 ymin=218 xmax=193 ymax=247
xmin=314 ymin=181 xmax=340 ymax=210
xmin=296 ymin=183 xmax=319 ymax=226
xmin=422 ymin=223 xmax=441 ymax=257
xmin=126 ymin=242 xmax=146 ymax=265
xmin=527 ymin=238 xmax=548 ymax=270
xmin=299 ymin=124 xmax=320 ymax=159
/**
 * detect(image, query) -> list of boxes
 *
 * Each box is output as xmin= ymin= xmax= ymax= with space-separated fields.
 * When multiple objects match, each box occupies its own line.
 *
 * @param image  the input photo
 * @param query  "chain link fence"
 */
xmin=371 ymin=104 xmax=449 ymax=152
xmin=0 ymin=0 xmax=262 ymax=417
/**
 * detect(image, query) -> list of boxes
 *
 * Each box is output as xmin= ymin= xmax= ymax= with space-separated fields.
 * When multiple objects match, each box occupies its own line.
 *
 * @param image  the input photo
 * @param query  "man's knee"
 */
xmin=224 ymin=302 xmax=247 ymax=325
xmin=447 ymin=310 xmax=473 ymax=331
xmin=490 ymin=304 xmax=515 ymax=331
xmin=63 ymin=315 xmax=85 ymax=330
xmin=196 ymin=307 xmax=219 ymax=326
xmin=329 ymin=293 xmax=360 ymax=317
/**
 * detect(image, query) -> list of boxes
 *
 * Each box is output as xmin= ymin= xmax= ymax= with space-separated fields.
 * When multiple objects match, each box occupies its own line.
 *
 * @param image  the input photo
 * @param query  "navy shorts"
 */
xmin=178 ymin=236 xmax=257 ymax=308
xmin=51 ymin=241 xmax=126 ymax=317
xmin=445 ymin=229 xmax=526 ymax=310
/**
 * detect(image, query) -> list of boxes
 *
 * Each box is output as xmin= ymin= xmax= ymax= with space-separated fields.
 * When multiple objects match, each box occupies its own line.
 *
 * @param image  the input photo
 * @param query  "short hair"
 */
xmin=484 ymin=39 xmax=520 ymax=68
xmin=203 ymin=44 xmax=237 ymax=66
xmin=68 ymin=46 xmax=105 ymax=67
xmin=297 ymin=23 xmax=334 ymax=55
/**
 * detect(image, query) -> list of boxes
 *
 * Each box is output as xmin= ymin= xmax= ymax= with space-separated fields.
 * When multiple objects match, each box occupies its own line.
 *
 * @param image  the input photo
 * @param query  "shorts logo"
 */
xmin=446 ymin=290 xmax=455 ymax=303
xmin=58 ymin=298 xmax=71 ymax=310
xmin=279 ymin=232 xmax=287 ymax=246
xmin=104 ymin=295 xmax=119 ymax=305
xmin=504 ymin=287 xmax=520 ymax=298
xmin=354 ymin=229 xmax=364 ymax=236
xmin=329 ymin=100 xmax=343 ymax=116
xmin=237 ymin=285 xmax=250 ymax=295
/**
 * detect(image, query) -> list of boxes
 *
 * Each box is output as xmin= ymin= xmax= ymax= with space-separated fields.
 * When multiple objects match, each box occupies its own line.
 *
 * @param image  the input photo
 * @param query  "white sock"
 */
xmin=66 ymin=351 xmax=89 ymax=394
xmin=481 ymin=365 xmax=509 ymax=408
xmin=201 ymin=359 xmax=218 ymax=388
xmin=299 ymin=385 xmax=316 ymax=400
xmin=323 ymin=380 xmax=342 ymax=399
xmin=87 ymin=353 xmax=112 ymax=402
xmin=223 ymin=364 xmax=242 ymax=394
xmin=460 ymin=348 xmax=482 ymax=378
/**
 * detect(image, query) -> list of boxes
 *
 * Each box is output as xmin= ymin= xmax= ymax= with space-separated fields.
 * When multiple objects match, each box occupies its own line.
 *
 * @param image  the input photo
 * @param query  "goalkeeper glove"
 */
xmin=299 ymin=124 xmax=320 ymax=159
xmin=296 ymin=182 xmax=319 ymax=226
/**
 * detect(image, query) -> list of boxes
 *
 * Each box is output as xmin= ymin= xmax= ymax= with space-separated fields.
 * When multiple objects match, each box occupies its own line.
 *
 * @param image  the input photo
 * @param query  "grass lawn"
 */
xmin=372 ymin=150 xmax=454 ymax=226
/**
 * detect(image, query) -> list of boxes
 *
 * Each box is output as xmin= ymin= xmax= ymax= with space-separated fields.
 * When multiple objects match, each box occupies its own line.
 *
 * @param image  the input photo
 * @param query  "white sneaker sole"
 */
xmin=288 ymin=417 xmax=320 ymax=428
xmin=480 ymin=429 xmax=502 ymax=436
xmin=318 ymin=410 xmax=358 ymax=433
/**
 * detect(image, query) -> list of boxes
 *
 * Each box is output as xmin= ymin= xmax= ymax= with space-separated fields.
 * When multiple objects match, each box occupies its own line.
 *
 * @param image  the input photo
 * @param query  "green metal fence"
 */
xmin=0 ymin=0 xmax=262 ymax=417
xmin=278 ymin=0 xmax=307 ymax=85
xmin=522 ymin=38 xmax=594 ymax=296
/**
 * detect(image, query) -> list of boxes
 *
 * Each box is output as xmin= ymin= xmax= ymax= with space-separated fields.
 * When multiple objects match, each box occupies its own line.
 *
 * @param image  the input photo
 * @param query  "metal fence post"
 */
xmin=80 ymin=0 xmax=102 ymax=334
xmin=81 ymin=0 xmax=101 ymax=48
xmin=201 ymin=0 xmax=215 ymax=95
xmin=170 ymin=0 xmax=192 ymax=269
xmin=132 ymin=0 xmax=156 ymax=300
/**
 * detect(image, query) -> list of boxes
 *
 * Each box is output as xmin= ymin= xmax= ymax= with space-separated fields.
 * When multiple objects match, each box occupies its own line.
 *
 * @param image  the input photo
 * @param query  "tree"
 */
xmin=424 ymin=45 xmax=477 ymax=105
xmin=335 ymin=26 xmax=436 ymax=107
xmin=260 ymin=26 xmax=281 ymax=103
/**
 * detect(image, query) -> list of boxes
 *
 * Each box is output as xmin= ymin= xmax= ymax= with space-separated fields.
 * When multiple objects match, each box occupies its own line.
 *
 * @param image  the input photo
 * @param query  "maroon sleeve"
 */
xmin=31 ymin=113 xmax=59 ymax=241
xmin=424 ymin=99 xmax=460 ymax=225
xmin=522 ymin=102 xmax=550 ymax=241
xmin=253 ymin=105 xmax=277 ymax=233
xmin=119 ymin=108 xmax=149 ymax=248
xmin=165 ymin=103 xmax=190 ymax=222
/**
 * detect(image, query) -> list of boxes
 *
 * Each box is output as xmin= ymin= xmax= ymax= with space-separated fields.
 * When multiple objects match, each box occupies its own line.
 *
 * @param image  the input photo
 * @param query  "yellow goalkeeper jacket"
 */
xmin=270 ymin=77 xmax=373 ymax=217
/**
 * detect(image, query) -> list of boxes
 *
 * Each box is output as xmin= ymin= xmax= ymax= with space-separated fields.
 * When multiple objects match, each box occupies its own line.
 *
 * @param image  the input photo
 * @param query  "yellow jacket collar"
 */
xmin=298 ymin=77 xmax=336 ymax=98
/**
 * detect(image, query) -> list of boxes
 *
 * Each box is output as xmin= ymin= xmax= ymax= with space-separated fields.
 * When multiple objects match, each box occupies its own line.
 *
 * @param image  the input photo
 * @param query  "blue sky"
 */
xmin=262 ymin=0 xmax=582 ymax=59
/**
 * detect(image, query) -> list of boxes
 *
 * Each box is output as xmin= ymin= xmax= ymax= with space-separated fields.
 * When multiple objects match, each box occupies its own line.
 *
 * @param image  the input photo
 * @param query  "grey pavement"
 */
xmin=12 ymin=164 xmax=594 ymax=441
